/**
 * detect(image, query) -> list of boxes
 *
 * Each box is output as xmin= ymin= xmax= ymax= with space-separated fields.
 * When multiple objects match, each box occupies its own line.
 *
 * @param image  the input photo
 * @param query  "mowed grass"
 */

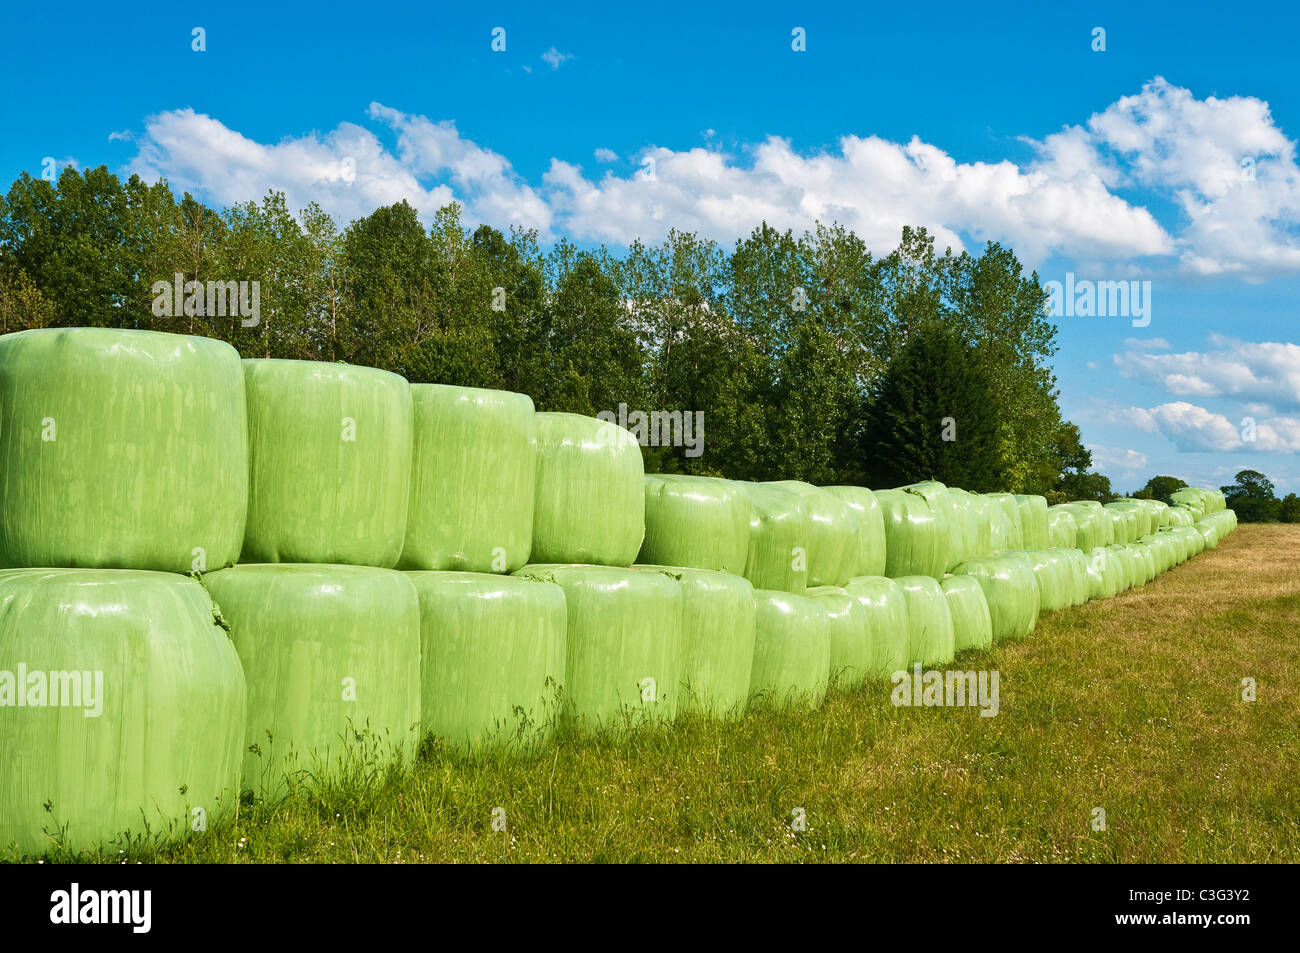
xmin=29 ymin=524 xmax=1300 ymax=864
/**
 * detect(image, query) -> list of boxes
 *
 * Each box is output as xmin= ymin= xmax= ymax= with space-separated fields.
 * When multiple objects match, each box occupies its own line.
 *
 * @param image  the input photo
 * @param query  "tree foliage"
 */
xmin=0 ymin=165 xmax=1091 ymax=492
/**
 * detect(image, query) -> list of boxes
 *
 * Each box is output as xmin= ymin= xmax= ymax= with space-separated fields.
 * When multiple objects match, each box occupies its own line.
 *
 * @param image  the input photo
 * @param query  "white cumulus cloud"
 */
xmin=1115 ymin=333 xmax=1300 ymax=410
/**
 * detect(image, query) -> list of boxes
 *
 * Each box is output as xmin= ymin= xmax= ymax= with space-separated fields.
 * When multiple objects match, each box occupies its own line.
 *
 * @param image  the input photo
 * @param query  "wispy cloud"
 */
xmin=541 ymin=47 xmax=573 ymax=70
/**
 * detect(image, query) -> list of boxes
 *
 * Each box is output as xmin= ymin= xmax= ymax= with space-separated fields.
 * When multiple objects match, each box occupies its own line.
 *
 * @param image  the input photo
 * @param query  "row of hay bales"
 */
xmin=0 ymin=328 xmax=1237 ymax=855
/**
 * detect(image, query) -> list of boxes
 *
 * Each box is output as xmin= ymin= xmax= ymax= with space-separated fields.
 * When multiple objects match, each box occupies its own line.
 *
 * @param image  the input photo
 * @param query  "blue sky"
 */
xmin=4 ymin=0 xmax=1300 ymax=493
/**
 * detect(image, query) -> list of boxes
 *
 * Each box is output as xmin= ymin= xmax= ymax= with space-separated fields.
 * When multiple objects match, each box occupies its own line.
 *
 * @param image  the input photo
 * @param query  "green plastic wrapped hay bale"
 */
xmin=531 ymin=413 xmax=645 ymax=567
xmin=1046 ymin=507 xmax=1078 ymax=549
xmin=948 ymin=488 xmax=984 ymax=562
xmin=1050 ymin=547 xmax=1089 ymax=607
xmin=807 ymin=586 xmax=871 ymax=688
xmin=764 ymin=481 xmax=859 ymax=586
xmin=639 ymin=476 xmax=751 ymax=574
xmin=1165 ymin=507 xmax=1195 ymax=529
xmin=203 ymin=565 xmax=421 ymax=800
xmin=987 ymin=493 xmax=1025 ymax=549
xmin=1006 ymin=550 xmax=1072 ymax=612
xmin=400 ymin=385 xmax=536 ymax=573
xmin=0 ymin=328 xmax=247 ymax=573
xmin=748 ymin=590 xmax=830 ymax=708
xmin=406 ymin=572 xmax=565 ymax=753
xmin=823 ymin=486 xmax=887 ymax=577
xmin=877 ymin=489 xmax=943 ymax=578
xmin=0 ymin=569 xmax=245 ymax=856
xmin=1084 ymin=547 xmax=1121 ymax=600
xmin=515 ymin=565 xmax=681 ymax=730
xmin=981 ymin=495 xmax=1015 ymax=553
xmin=1014 ymin=495 xmax=1051 ymax=550
xmin=1101 ymin=506 xmax=1132 ymax=545
xmin=633 ymin=565 xmax=755 ymax=717
xmin=1107 ymin=500 xmax=1153 ymax=539
xmin=896 ymin=575 xmax=955 ymax=666
xmin=1104 ymin=544 xmax=1134 ymax=591
xmin=899 ymin=577 xmax=961 ymax=665
xmin=242 ymin=359 xmax=412 ymax=567
xmin=942 ymin=574 xmax=993 ymax=654
xmin=733 ymin=482 xmax=808 ymax=593
xmin=951 ymin=555 xmax=1039 ymax=642
xmin=844 ymin=575 xmax=909 ymax=678
xmin=1168 ymin=487 xmax=1203 ymax=515
xmin=900 ymin=481 xmax=961 ymax=570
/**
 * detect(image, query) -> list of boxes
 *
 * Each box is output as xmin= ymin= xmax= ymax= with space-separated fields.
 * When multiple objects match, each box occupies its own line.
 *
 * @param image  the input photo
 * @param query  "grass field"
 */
xmin=25 ymin=523 xmax=1300 ymax=864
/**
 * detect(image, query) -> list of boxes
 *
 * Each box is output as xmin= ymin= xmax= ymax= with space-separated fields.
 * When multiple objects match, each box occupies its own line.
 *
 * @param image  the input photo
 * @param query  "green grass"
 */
xmin=20 ymin=523 xmax=1300 ymax=863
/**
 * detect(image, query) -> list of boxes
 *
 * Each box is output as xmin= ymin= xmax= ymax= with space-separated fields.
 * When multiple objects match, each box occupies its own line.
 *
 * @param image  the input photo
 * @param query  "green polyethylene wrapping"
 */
xmin=639 ymin=475 xmax=751 ymax=574
xmin=951 ymin=555 xmax=1040 ymax=642
xmin=764 ymin=481 xmax=859 ymax=587
xmin=982 ymin=495 xmax=1015 ymax=553
xmin=749 ymin=590 xmax=831 ymax=708
xmin=807 ymin=585 xmax=871 ymax=689
xmin=531 ymin=413 xmax=646 ymax=567
xmin=1047 ymin=507 xmax=1078 ymax=549
xmin=242 ymin=359 xmax=412 ymax=567
xmin=823 ymin=486 xmax=887 ymax=577
xmin=1165 ymin=507 xmax=1195 ymax=528
xmin=877 ymin=489 xmax=943 ymax=579
xmin=1104 ymin=544 xmax=1135 ymax=591
xmin=400 ymin=384 xmax=536 ymax=573
xmin=899 ymin=478 xmax=961 ymax=569
xmin=1140 ymin=534 xmax=1173 ymax=575
xmin=942 ymin=574 xmax=994 ymax=653
xmin=843 ymin=575 xmax=909 ymax=679
xmin=203 ymin=565 xmax=421 ymax=800
xmin=1007 ymin=549 xmax=1077 ymax=612
xmin=632 ymin=565 xmax=755 ymax=717
xmin=733 ymin=482 xmax=809 ymax=593
xmin=406 ymin=572 xmax=565 ymax=753
xmin=947 ymin=488 xmax=984 ymax=562
xmin=896 ymin=575 xmax=955 ymax=666
xmin=1014 ymin=495 xmax=1051 ymax=550
xmin=0 ymin=569 xmax=245 ymax=856
xmin=1084 ymin=547 xmax=1121 ymax=600
xmin=987 ymin=493 xmax=1025 ymax=549
xmin=515 ymin=565 xmax=681 ymax=730
xmin=1107 ymin=501 xmax=1154 ymax=539
xmin=0 ymin=328 xmax=247 ymax=573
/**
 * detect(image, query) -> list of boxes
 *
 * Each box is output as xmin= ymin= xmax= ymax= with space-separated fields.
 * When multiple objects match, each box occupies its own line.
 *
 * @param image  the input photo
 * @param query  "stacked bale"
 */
xmin=733 ymin=482 xmax=809 ymax=593
xmin=896 ymin=575 xmax=955 ymax=666
xmin=0 ymin=569 xmax=246 ymax=855
xmin=942 ymin=574 xmax=994 ymax=653
xmin=531 ymin=413 xmax=645 ymax=566
xmin=877 ymin=489 xmax=944 ymax=579
xmin=400 ymin=384 xmax=537 ymax=573
xmin=639 ymin=475 xmax=751 ymax=574
xmin=901 ymin=482 xmax=964 ymax=570
xmin=241 ymin=359 xmax=412 ymax=568
xmin=749 ymin=590 xmax=831 ymax=708
xmin=0 ymin=328 xmax=248 ymax=573
xmin=950 ymin=555 xmax=1040 ymax=642
xmin=1047 ymin=506 xmax=1077 ymax=549
xmin=764 ymin=481 xmax=859 ymax=587
xmin=514 ymin=565 xmax=681 ymax=731
xmin=807 ymin=586 xmax=871 ymax=688
xmin=407 ymin=572 xmax=566 ymax=753
xmin=633 ymin=566 xmax=756 ymax=717
xmin=1014 ymin=495 xmax=1051 ymax=550
xmin=843 ymin=576 xmax=910 ymax=678
xmin=822 ymin=486 xmax=887 ymax=577
xmin=204 ymin=565 xmax=421 ymax=800
xmin=986 ymin=493 xmax=1025 ymax=549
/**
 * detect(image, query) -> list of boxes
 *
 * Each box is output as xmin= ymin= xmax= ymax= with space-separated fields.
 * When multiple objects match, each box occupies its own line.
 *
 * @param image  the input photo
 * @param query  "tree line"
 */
xmin=1 ymin=165 xmax=1101 ymax=492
